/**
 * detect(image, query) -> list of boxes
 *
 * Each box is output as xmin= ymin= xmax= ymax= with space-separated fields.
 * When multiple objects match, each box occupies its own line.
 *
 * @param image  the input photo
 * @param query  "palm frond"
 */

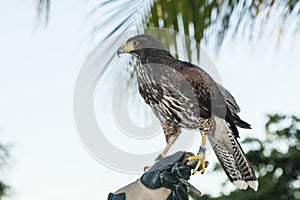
xmin=87 ymin=0 xmax=153 ymax=86
xmin=35 ymin=0 xmax=300 ymax=55
xmin=148 ymin=0 xmax=300 ymax=54
xmin=90 ymin=0 xmax=152 ymax=42
xmin=36 ymin=0 xmax=50 ymax=25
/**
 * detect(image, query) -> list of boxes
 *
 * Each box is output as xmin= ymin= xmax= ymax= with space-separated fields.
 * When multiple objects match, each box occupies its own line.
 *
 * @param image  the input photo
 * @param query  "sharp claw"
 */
xmin=194 ymin=160 xmax=202 ymax=174
xmin=201 ymin=159 xmax=206 ymax=174
xmin=188 ymin=152 xmax=206 ymax=175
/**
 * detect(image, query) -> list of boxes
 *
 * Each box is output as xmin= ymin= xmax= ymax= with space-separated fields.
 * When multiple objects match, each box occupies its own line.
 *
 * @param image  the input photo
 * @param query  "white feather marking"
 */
xmin=233 ymin=180 xmax=248 ymax=190
xmin=211 ymin=116 xmax=234 ymax=154
xmin=247 ymin=180 xmax=259 ymax=191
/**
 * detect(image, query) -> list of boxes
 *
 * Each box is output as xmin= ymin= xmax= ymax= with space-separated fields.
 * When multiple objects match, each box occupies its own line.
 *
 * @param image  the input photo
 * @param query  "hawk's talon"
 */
xmin=188 ymin=152 xmax=206 ymax=175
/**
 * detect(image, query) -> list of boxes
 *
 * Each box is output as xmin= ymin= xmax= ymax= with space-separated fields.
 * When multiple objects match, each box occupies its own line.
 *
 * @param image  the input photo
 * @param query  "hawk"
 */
xmin=117 ymin=34 xmax=258 ymax=191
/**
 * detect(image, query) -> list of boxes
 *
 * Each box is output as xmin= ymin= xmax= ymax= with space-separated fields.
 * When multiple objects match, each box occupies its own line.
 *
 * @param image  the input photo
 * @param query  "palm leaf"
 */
xmin=37 ymin=0 xmax=300 ymax=45
xmin=36 ymin=0 xmax=50 ymax=25
xmin=36 ymin=0 xmax=300 ymax=59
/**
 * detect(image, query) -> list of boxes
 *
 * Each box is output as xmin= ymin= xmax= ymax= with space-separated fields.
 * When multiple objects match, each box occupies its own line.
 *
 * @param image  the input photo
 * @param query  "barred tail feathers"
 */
xmin=208 ymin=118 xmax=258 ymax=191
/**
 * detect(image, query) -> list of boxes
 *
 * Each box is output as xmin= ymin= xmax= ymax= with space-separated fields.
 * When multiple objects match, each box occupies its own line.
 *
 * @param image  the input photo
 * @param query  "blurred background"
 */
xmin=0 ymin=0 xmax=299 ymax=199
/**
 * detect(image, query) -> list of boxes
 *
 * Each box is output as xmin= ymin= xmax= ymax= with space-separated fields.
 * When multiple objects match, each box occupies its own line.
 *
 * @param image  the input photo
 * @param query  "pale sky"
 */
xmin=0 ymin=1 xmax=300 ymax=200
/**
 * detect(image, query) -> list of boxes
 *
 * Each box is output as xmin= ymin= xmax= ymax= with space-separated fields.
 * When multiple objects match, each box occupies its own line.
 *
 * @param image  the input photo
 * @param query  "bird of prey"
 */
xmin=117 ymin=34 xmax=258 ymax=191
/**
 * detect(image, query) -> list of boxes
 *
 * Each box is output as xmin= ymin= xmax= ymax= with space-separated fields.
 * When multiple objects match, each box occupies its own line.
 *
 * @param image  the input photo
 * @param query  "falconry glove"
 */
xmin=107 ymin=151 xmax=207 ymax=200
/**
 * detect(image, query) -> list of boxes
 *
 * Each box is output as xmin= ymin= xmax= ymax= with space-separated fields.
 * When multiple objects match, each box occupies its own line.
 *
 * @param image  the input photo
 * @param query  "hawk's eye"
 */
xmin=132 ymin=40 xmax=139 ymax=47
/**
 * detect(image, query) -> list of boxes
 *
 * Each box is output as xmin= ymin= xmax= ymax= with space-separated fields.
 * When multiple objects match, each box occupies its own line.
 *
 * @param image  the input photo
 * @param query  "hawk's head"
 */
xmin=117 ymin=34 xmax=168 ymax=57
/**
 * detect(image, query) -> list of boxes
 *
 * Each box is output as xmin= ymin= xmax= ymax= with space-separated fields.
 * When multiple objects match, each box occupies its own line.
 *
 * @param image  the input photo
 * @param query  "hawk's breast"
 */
xmin=137 ymin=63 xmax=205 ymax=129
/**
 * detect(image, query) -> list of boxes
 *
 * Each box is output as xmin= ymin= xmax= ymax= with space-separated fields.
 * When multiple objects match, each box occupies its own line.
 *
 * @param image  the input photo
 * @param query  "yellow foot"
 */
xmin=188 ymin=152 xmax=206 ymax=175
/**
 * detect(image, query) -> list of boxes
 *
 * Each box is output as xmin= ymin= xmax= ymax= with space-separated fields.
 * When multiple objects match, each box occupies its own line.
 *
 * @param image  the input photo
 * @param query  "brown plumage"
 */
xmin=117 ymin=34 xmax=258 ymax=191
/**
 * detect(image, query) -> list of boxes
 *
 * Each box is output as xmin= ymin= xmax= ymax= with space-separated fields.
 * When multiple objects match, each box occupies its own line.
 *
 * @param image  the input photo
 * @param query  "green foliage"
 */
xmin=148 ymin=0 xmax=224 ymax=54
xmin=0 ymin=143 xmax=9 ymax=199
xmin=190 ymin=114 xmax=300 ymax=200
xmin=36 ymin=0 xmax=300 ymax=77
xmin=148 ymin=0 xmax=300 ymax=55
xmin=38 ymin=0 xmax=300 ymax=51
xmin=0 ymin=182 xmax=9 ymax=199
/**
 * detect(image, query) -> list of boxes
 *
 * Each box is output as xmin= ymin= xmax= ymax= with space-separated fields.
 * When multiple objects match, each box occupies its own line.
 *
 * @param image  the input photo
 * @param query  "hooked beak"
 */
xmin=117 ymin=43 xmax=135 ymax=57
xmin=117 ymin=47 xmax=125 ymax=57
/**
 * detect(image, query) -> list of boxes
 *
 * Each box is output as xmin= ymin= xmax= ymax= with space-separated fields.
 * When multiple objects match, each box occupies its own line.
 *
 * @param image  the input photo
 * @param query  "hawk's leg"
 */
xmin=157 ymin=120 xmax=181 ymax=160
xmin=144 ymin=120 xmax=180 ymax=171
xmin=188 ymin=117 xmax=216 ymax=174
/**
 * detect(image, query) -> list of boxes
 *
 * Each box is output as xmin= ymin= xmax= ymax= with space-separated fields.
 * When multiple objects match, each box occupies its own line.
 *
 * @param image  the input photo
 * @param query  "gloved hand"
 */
xmin=107 ymin=151 xmax=208 ymax=200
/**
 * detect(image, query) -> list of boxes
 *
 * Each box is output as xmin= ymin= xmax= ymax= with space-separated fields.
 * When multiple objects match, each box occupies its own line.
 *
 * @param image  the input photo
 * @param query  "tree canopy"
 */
xmin=190 ymin=114 xmax=300 ymax=200
xmin=0 ymin=143 xmax=9 ymax=199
